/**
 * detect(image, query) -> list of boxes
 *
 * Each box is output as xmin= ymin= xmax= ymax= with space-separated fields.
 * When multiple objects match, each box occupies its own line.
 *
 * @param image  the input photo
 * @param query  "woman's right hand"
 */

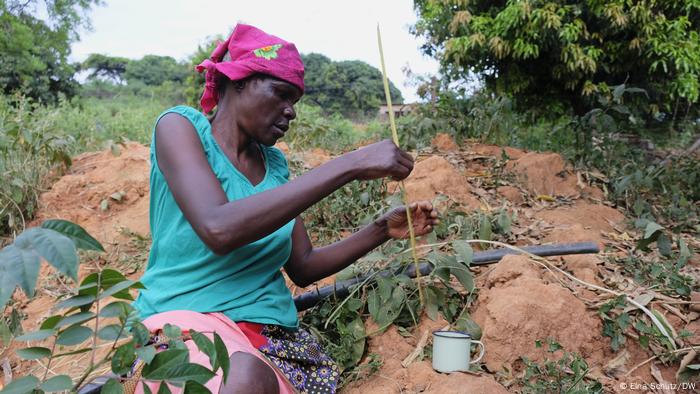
xmin=345 ymin=139 xmax=414 ymax=181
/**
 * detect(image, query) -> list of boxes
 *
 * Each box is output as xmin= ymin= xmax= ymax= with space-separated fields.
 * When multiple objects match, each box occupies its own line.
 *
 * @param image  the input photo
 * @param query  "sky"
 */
xmin=70 ymin=0 xmax=440 ymax=102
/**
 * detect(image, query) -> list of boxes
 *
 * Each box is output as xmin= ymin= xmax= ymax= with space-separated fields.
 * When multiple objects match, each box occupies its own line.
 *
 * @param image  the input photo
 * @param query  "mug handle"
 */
xmin=470 ymin=340 xmax=485 ymax=364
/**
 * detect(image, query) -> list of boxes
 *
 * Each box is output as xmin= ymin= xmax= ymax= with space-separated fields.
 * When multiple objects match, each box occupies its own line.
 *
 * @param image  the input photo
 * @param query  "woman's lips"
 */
xmin=273 ymin=125 xmax=286 ymax=137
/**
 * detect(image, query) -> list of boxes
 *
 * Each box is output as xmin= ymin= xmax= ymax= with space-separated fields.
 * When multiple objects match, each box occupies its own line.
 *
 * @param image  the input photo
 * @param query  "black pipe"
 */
xmin=293 ymin=242 xmax=599 ymax=312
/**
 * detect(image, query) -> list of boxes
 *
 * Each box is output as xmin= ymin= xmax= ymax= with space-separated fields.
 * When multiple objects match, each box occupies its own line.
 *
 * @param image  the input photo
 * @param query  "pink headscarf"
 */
xmin=195 ymin=24 xmax=305 ymax=113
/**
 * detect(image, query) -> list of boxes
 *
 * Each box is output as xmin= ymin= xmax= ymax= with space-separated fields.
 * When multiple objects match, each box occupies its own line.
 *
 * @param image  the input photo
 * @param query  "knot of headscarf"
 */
xmin=194 ymin=24 xmax=305 ymax=114
xmin=195 ymin=35 xmax=231 ymax=113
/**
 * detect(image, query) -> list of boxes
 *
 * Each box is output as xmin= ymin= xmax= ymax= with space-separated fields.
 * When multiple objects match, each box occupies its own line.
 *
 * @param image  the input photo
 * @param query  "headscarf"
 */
xmin=195 ymin=24 xmax=305 ymax=113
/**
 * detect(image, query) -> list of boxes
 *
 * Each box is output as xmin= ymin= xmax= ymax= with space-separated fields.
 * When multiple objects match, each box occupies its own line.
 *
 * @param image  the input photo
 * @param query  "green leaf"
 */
xmin=190 ymin=330 xmax=216 ymax=372
xmin=162 ymin=324 xmax=182 ymax=339
xmin=454 ymin=315 xmax=482 ymax=340
xmin=99 ymin=301 xmax=133 ymax=318
xmin=130 ymin=321 xmax=151 ymax=346
xmin=156 ymin=382 xmax=172 ymax=394
xmin=0 ymin=375 xmax=40 ymax=394
xmin=451 ymin=265 xmax=475 ymax=293
xmin=148 ymin=363 xmax=215 ymax=384
xmin=56 ymin=312 xmax=95 ymax=328
xmin=347 ymin=317 xmax=366 ymax=366
xmin=16 ymin=346 xmax=51 ymax=360
xmin=376 ymin=286 xmax=405 ymax=327
xmin=478 ymin=215 xmax=492 ymax=241
xmin=135 ymin=346 xmax=156 ymax=364
xmin=142 ymin=382 xmax=153 ymax=394
xmin=496 ymin=210 xmax=512 ymax=234
xmin=98 ymin=279 xmax=140 ymax=300
xmin=678 ymin=238 xmax=691 ymax=265
xmin=612 ymin=83 xmax=625 ymax=102
xmin=99 ymin=269 xmax=127 ymax=288
xmin=112 ymin=341 xmax=137 ymax=375
xmin=56 ymin=325 xmax=93 ymax=346
xmin=79 ymin=273 xmax=100 ymax=296
xmin=15 ymin=329 xmax=55 ymax=342
xmin=53 ymin=347 xmax=92 ymax=358
xmin=453 ymin=240 xmax=473 ymax=265
xmin=183 ymin=381 xmax=211 ymax=394
xmin=213 ymin=332 xmax=230 ymax=383
xmin=54 ymin=295 xmax=96 ymax=310
xmin=424 ymin=286 xmax=439 ymax=321
xmin=40 ymin=315 xmax=63 ymax=330
xmin=367 ymin=288 xmax=380 ymax=321
xmin=101 ymin=378 xmax=124 ymax=394
xmin=97 ymin=324 xmax=127 ymax=341
xmin=142 ymin=348 xmax=189 ymax=379
xmin=643 ymin=222 xmax=664 ymax=239
xmin=0 ymin=244 xmax=41 ymax=306
xmin=14 ymin=228 xmax=78 ymax=280
xmin=657 ymin=233 xmax=672 ymax=257
xmin=41 ymin=220 xmax=105 ymax=252
xmin=0 ymin=321 xmax=11 ymax=347
xmin=40 ymin=375 xmax=73 ymax=392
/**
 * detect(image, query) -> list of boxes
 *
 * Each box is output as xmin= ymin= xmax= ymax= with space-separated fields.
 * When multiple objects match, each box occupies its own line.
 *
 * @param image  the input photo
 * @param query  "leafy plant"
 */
xmin=414 ymin=0 xmax=700 ymax=116
xmin=519 ymin=339 xmax=603 ymax=394
xmin=301 ymin=233 xmax=483 ymax=384
xmin=0 ymin=95 xmax=74 ymax=237
xmin=0 ymin=220 xmax=229 ymax=393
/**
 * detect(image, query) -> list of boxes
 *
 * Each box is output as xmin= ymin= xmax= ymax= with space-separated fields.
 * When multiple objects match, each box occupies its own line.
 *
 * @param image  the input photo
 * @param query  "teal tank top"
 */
xmin=133 ymin=105 xmax=298 ymax=328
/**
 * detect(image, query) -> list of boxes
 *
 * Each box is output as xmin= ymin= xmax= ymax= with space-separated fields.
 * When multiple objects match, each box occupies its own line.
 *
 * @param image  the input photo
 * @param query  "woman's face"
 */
xmin=232 ymin=76 xmax=302 ymax=146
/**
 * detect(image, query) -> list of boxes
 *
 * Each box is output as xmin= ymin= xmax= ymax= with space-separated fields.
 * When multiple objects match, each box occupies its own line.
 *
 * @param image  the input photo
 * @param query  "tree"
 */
xmin=413 ymin=0 xmax=700 ymax=115
xmin=0 ymin=0 xmax=102 ymax=102
xmin=302 ymin=53 xmax=404 ymax=116
xmin=81 ymin=53 xmax=130 ymax=84
xmin=124 ymin=55 xmax=189 ymax=86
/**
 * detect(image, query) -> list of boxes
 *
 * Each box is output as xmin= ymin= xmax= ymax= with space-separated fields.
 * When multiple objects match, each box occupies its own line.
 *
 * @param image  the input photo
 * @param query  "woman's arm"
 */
xmin=284 ymin=202 xmax=439 ymax=287
xmin=155 ymin=113 xmax=414 ymax=255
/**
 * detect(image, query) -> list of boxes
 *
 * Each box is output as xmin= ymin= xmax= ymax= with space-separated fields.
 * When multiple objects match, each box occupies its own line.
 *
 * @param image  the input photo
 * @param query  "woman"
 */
xmin=132 ymin=24 xmax=438 ymax=394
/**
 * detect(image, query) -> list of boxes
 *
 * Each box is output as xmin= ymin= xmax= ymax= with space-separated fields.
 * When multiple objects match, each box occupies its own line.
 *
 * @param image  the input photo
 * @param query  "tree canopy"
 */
xmin=302 ymin=53 xmax=404 ymax=116
xmin=0 ymin=0 xmax=101 ymax=102
xmin=81 ymin=53 xmax=130 ymax=83
xmin=413 ymin=0 xmax=700 ymax=114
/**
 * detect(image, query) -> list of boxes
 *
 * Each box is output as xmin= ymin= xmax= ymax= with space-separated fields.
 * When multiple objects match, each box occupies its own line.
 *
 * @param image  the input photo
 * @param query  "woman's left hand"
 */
xmin=379 ymin=201 xmax=440 ymax=239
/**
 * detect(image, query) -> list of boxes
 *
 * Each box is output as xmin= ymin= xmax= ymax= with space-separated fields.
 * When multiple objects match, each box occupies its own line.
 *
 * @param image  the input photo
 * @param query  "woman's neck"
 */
xmin=210 ymin=108 xmax=255 ymax=161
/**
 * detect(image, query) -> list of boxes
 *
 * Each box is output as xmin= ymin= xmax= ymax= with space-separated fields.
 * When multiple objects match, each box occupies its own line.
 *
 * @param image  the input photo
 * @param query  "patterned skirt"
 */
xmin=238 ymin=322 xmax=340 ymax=394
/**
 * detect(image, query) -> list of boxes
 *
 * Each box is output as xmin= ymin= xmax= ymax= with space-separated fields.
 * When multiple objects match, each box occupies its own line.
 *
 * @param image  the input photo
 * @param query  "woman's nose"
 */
xmin=283 ymin=106 xmax=296 ymax=120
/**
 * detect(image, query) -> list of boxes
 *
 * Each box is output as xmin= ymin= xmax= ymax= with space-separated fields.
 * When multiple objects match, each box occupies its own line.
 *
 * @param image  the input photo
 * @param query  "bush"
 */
xmin=287 ymin=103 xmax=364 ymax=153
xmin=0 ymin=94 xmax=73 ymax=238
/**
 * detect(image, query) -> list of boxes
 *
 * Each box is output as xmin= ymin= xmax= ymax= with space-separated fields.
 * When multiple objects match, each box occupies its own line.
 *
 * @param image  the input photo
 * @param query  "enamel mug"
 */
xmin=432 ymin=331 xmax=485 ymax=373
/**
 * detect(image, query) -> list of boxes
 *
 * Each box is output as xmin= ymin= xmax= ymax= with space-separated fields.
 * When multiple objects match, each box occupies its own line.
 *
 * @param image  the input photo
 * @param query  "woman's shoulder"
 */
xmin=158 ymin=105 xmax=206 ymax=124
xmin=154 ymin=105 xmax=210 ymax=135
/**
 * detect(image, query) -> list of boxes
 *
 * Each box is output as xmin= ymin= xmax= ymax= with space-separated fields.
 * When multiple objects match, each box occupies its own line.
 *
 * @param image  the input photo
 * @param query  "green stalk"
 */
xmin=377 ymin=25 xmax=424 ymax=306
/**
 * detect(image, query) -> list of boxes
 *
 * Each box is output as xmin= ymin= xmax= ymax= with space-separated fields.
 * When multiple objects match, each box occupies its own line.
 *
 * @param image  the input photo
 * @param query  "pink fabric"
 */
xmin=134 ymin=310 xmax=296 ymax=394
xmin=196 ymin=24 xmax=305 ymax=113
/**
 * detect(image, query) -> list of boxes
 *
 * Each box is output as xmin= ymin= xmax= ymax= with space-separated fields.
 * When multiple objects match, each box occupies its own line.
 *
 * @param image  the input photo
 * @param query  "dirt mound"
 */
xmin=506 ymin=152 xmax=581 ymax=197
xmin=536 ymin=201 xmax=626 ymax=247
xmin=33 ymin=142 xmax=150 ymax=247
xmin=345 ymin=317 xmax=508 ymax=393
xmin=390 ymin=156 xmax=480 ymax=210
xmin=431 ymin=133 xmax=458 ymax=152
xmin=496 ymin=185 xmax=524 ymax=204
xmin=468 ymin=143 xmax=526 ymax=160
xmin=472 ymin=255 xmax=608 ymax=372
